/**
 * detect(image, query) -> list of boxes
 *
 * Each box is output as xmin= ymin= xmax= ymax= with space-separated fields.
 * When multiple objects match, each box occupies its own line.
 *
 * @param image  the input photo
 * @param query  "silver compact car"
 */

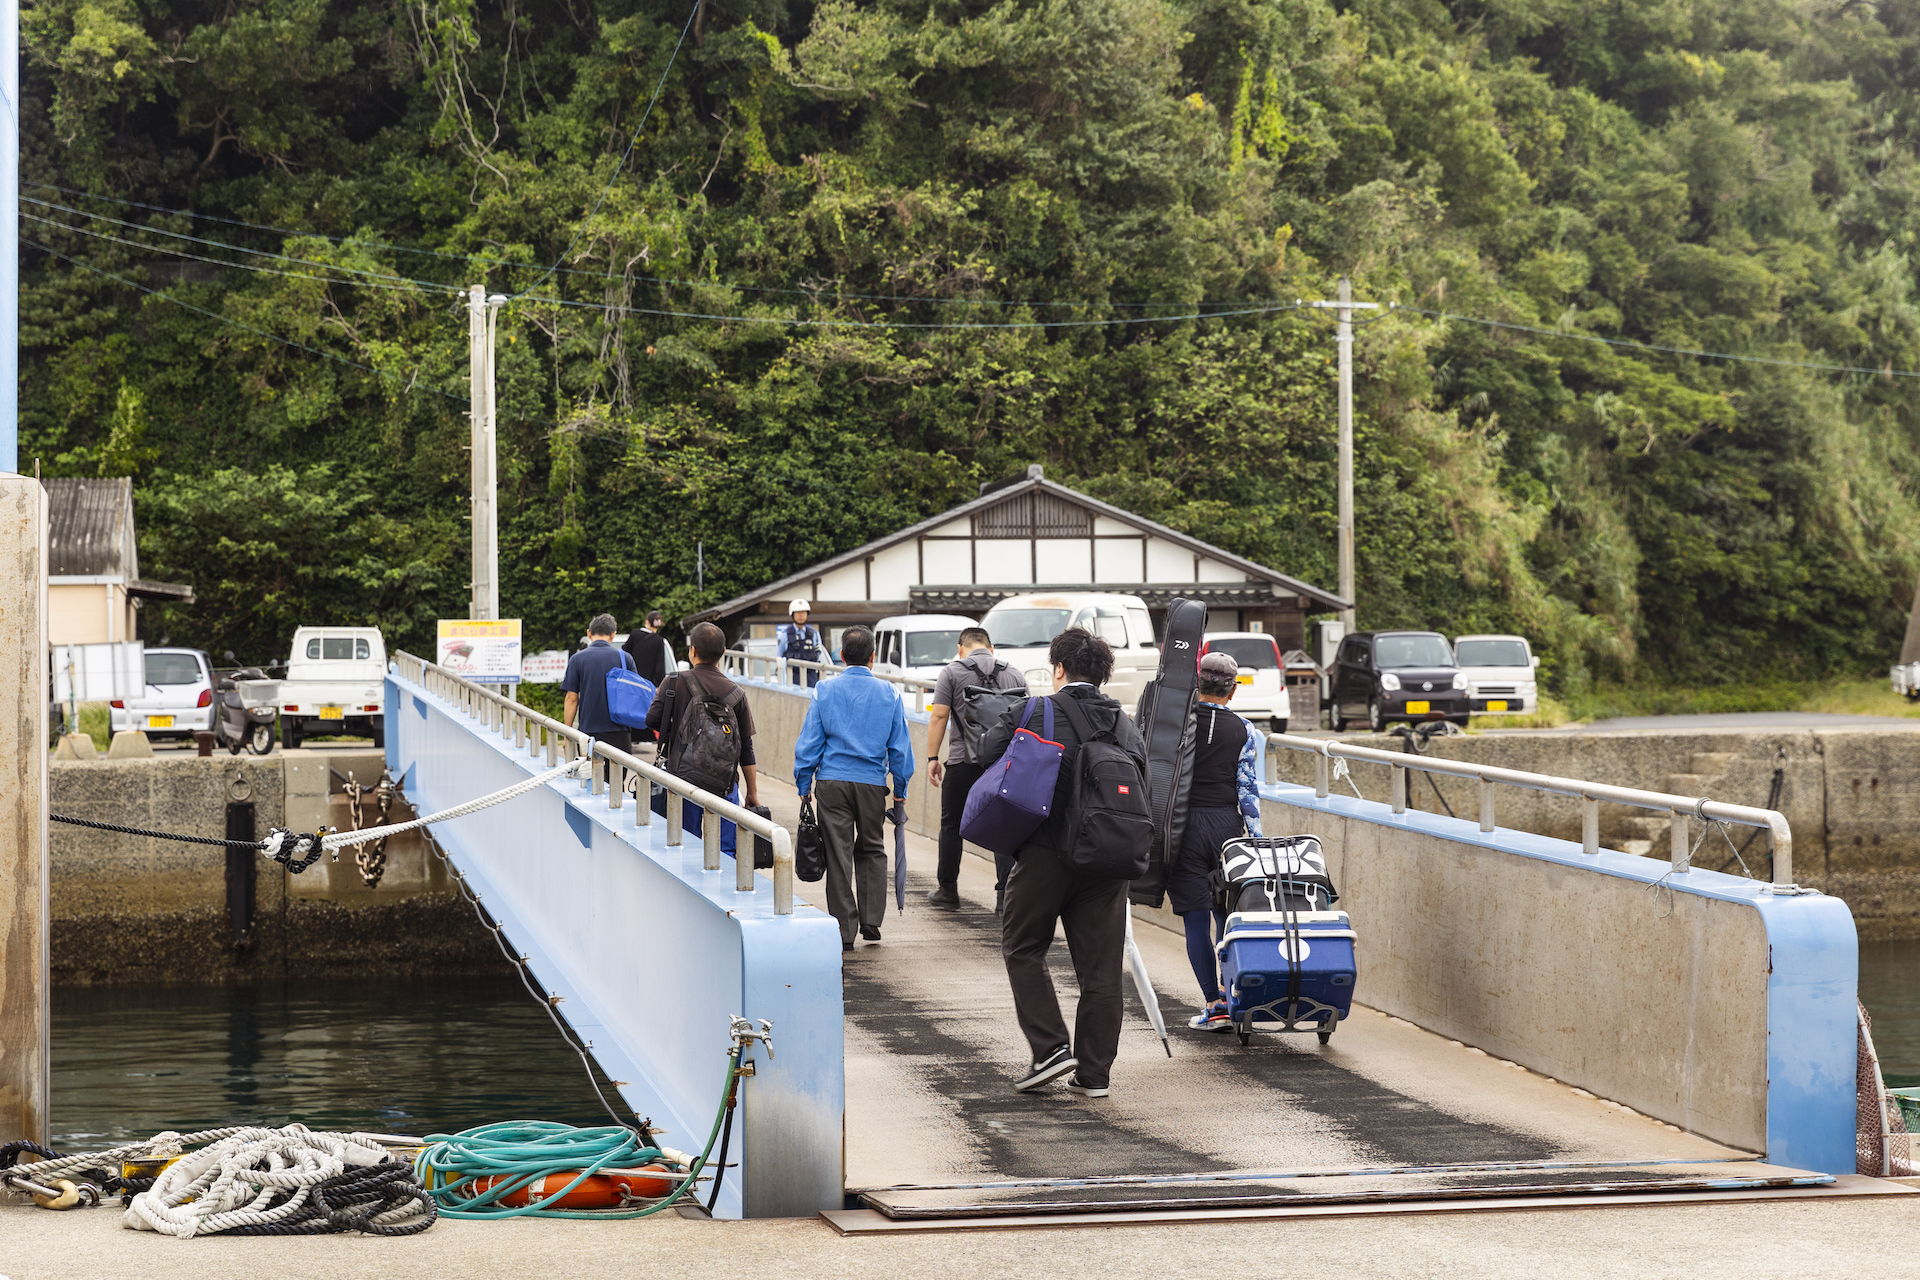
xmin=110 ymin=648 xmax=215 ymax=741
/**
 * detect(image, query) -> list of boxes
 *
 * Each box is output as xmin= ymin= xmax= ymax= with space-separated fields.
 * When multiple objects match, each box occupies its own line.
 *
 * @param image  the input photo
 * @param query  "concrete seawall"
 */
xmin=49 ymin=749 xmax=506 ymax=983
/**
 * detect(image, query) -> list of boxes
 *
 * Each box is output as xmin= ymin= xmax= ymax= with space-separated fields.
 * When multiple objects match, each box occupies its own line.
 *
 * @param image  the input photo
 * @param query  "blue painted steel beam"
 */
xmin=386 ymin=671 xmax=846 ymax=1218
xmin=1 ymin=0 xmax=16 ymax=472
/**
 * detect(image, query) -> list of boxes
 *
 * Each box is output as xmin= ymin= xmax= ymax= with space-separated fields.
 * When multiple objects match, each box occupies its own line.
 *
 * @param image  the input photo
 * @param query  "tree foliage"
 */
xmin=21 ymin=0 xmax=1920 ymax=688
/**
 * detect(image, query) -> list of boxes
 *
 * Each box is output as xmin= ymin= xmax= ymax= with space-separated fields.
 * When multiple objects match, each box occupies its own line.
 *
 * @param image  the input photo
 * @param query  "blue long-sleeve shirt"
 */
xmin=793 ymin=666 xmax=916 ymax=797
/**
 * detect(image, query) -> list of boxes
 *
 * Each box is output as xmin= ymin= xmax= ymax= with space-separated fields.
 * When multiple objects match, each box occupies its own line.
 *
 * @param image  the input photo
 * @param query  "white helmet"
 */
xmin=788 ymin=599 xmax=811 ymax=615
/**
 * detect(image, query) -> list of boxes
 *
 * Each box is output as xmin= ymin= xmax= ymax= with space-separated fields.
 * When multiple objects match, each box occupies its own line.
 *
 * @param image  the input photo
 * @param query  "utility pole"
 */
xmin=1 ymin=0 xmax=16 ymax=473
xmin=1308 ymin=280 xmax=1377 ymax=632
xmin=468 ymin=286 xmax=505 ymax=621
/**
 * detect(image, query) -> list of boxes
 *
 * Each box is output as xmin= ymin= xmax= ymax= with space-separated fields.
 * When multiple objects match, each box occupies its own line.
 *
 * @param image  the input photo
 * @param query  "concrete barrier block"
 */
xmin=105 ymin=730 xmax=153 ymax=759
xmin=53 ymin=733 xmax=97 ymax=761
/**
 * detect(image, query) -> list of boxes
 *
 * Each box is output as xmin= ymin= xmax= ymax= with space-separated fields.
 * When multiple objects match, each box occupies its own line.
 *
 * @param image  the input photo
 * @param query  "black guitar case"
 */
xmin=1130 ymin=597 xmax=1205 ymax=907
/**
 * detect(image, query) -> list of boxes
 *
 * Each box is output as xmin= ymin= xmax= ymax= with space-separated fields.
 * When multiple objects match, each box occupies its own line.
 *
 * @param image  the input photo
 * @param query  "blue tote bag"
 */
xmin=959 ymin=697 xmax=1065 ymax=857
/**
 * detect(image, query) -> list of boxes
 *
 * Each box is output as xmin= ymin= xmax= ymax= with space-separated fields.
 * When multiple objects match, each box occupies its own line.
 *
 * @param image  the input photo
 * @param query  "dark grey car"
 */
xmin=1327 ymin=631 xmax=1469 ymax=732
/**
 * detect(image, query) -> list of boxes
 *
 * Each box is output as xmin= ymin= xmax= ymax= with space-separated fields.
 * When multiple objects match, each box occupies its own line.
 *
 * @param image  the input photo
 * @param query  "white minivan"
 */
xmin=110 ymin=647 xmax=216 ymax=741
xmin=1453 ymin=634 xmax=1540 ymax=715
xmin=871 ymin=614 xmax=979 ymax=689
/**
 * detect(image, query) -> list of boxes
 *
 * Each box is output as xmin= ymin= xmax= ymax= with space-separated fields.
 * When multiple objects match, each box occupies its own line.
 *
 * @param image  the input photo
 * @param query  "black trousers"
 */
xmin=817 ymin=778 xmax=889 ymax=944
xmin=1000 ymin=843 xmax=1129 ymax=1087
xmin=936 ymin=760 xmax=985 ymax=886
xmin=591 ymin=728 xmax=633 ymax=754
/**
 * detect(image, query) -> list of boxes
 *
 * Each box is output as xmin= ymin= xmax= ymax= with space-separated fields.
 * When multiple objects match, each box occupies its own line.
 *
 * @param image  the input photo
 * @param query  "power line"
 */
xmin=513 ymin=0 xmax=701 ymax=299
xmin=519 ymin=292 xmax=1308 ymax=330
xmin=23 ymin=212 xmax=455 ymax=296
xmin=1393 ymin=304 xmax=1920 ymax=381
xmin=24 ymin=196 xmax=461 ymax=293
xmin=22 ymin=238 xmax=465 ymax=403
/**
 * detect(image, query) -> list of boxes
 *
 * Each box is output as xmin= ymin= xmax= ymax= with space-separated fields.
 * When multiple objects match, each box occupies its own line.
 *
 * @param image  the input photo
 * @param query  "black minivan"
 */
xmin=1327 ymin=631 xmax=1469 ymax=731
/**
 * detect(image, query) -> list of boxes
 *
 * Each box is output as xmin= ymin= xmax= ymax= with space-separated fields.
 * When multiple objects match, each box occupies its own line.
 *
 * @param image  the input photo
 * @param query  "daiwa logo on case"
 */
xmin=1172 ymin=639 xmax=1192 ymax=649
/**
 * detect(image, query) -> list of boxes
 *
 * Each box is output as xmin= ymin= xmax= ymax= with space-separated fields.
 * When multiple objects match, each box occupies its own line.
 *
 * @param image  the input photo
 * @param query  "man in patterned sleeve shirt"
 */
xmin=1166 ymin=650 xmax=1266 ymax=1032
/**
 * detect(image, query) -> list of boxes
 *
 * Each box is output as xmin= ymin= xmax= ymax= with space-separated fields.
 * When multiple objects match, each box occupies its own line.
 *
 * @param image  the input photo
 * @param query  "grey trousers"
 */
xmin=1000 ymin=842 xmax=1129 ymax=1087
xmin=817 ymin=778 xmax=889 ymax=944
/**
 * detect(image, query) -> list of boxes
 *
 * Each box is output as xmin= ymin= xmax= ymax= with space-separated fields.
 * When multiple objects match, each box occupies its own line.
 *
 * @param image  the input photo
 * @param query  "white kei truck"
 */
xmin=277 ymin=626 xmax=388 ymax=749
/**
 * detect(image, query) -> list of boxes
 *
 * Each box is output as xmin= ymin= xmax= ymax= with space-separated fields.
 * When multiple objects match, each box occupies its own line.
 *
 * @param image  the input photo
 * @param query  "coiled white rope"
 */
xmin=123 ymin=1126 xmax=422 ymax=1237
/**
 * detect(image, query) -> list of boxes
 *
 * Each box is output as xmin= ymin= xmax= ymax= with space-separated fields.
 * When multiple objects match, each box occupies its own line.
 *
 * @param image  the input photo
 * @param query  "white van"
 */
xmin=1452 ymin=634 xmax=1540 ymax=715
xmin=872 ymin=614 xmax=979 ymax=688
xmin=981 ymin=592 xmax=1159 ymax=707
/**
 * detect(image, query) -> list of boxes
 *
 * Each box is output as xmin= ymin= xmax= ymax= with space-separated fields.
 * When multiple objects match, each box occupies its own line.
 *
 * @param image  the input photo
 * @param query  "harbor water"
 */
xmin=47 ymin=945 xmax=1920 ymax=1147
xmin=52 ymin=976 xmax=626 ymax=1152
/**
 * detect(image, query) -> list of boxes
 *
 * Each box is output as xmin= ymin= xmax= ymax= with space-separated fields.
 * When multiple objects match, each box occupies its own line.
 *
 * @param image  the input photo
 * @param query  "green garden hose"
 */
xmin=415 ymin=1051 xmax=739 ymax=1220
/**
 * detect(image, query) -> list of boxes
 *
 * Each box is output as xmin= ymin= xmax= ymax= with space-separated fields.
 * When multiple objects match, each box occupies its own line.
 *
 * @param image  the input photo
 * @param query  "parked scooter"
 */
xmin=213 ymin=651 xmax=279 ymax=756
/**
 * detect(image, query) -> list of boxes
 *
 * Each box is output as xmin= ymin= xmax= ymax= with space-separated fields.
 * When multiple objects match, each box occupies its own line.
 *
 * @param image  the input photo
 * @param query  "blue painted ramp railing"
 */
xmin=385 ymin=653 xmax=843 ymax=1219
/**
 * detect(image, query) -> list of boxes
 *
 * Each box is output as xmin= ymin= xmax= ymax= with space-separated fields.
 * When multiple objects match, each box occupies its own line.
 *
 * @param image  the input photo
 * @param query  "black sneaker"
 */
xmin=860 ymin=925 xmax=882 ymax=941
xmin=1062 ymin=1075 xmax=1109 ymax=1098
xmin=1014 ymin=1046 xmax=1077 ymax=1092
xmin=926 ymin=885 xmax=961 ymax=909
xmin=842 ymin=940 xmax=854 ymax=953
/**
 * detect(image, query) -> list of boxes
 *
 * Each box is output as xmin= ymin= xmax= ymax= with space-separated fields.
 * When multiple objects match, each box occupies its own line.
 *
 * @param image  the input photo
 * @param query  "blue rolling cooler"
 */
xmin=1216 ymin=835 xmax=1358 ymax=1045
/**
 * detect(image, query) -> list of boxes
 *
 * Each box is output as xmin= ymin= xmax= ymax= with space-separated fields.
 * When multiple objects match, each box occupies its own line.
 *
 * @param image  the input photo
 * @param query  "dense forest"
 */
xmin=20 ymin=0 xmax=1920 ymax=694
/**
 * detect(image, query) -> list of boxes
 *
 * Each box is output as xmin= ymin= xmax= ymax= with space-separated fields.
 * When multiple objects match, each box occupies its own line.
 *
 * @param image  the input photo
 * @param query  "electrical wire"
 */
xmin=24 ymin=179 xmax=1274 ymax=310
xmin=24 ymin=196 xmax=462 ymax=292
xmin=23 ymin=211 xmax=457 ymax=295
xmin=1393 ymin=303 xmax=1920 ymax=381
xmin=23 ymin=237 xmax=466 ymax=403
xmin=513 ymin=0 xmax=702 ymax=299
xmin=519 ymin=292 xmax=1307 ymax=330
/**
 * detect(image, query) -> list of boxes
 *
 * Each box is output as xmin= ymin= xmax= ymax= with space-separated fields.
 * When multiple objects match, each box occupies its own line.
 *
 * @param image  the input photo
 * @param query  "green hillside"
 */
xmin=21 ymin=0 xmax=1920 ymax=695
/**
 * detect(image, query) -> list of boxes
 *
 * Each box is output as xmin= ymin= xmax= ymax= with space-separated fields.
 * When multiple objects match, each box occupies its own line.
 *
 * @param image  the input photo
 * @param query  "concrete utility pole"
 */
xmin=0 ymin=479 xmax=48 ymax=1143
xmin=1309 ymin=280 xmax=1377 ymax=631
xmin=468 ymin=287 xmax=506 ymax=621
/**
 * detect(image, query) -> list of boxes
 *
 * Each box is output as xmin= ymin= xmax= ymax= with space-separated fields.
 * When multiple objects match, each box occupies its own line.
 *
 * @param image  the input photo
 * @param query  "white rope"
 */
xmin=316 ymin=758 xmax=588 ymax=852
xmin=122 ymin=1126 xmax=420 ymax=1237
xmin=7 ymin=1128 xmax=235 ymax=1185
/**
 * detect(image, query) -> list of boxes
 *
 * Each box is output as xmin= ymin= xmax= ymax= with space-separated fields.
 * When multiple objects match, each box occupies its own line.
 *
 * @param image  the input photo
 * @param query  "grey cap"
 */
xmin=1199 ymin=650 xmax=1239 ymax=691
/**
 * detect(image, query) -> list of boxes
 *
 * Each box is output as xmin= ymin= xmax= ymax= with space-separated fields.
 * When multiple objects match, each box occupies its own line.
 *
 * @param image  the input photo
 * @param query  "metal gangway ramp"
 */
xmin=387 ymin=653 xmax=1888 ymax=1226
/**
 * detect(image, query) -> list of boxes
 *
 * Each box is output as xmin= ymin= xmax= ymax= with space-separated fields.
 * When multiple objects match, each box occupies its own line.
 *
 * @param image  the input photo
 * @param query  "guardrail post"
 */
xmin=1315 ymin=751 xmax=1330 ymax=799
xmin=1265 ymin=742 xmax=1278 ymax=784
xmin=1582 ymin=796 xmax=1599 ymax=855
xmin=666 ymin=792 xmax=682 ymax=846
xmin=590 ymin=749 xmax=604 ymax=796
xmin=1391 ymin=765 xmax=1406 ymax=814
xmin=637 ymin=775 xmax=652 ymax=827
xmin=609 ymin=763 xmax=623 ymax=811
xmin=1671 ymin=811 xmax=1691 ymax=874
xmin=773 ymin=829 xmax=793 ymax=916
xmin=545 ymin=731 xmax=557 ymax=767
xmin=1478 ymin=778 xmax=1496 ymax=833
xmin=703 ymin=808 xmax=721 ymax=871
xmin=736 ymin=826 xmax=755 ymax=891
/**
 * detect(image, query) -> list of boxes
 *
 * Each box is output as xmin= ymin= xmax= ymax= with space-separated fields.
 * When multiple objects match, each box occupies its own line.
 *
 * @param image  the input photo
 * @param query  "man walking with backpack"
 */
xmin=925 ymin=627 xmax=1028 ymax=911
xmin=975 ymin=627 xmax=1149 ymax=1099
xmin=794 ymin=625 xmax=915 ymax=952
xmin=645 ymin=621 xmax=760 ymax=838
xmin=562 ymin=614 xmax=640 ymax=753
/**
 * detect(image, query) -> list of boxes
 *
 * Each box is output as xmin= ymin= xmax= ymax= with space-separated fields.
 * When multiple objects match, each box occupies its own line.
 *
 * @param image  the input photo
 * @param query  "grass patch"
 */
xmin=1796 ymin=678 xmax=1920 ymax=719
xmin=76 ymin=701 xmax=111 ymax=751
xmin=1468 ymin=693 xmax=1575 ymax=730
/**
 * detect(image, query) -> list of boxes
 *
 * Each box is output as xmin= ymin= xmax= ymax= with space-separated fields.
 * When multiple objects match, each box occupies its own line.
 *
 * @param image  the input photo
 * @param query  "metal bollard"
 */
xmin=1478 ymin=778 xmax=1496 ymax=833
xmin=1582 ymin=796 xmax=1599 ymax=855
xmin=666 ymin=791 xmax=682 ymax=846
xmin=703 ymin=808 xmax=721 ymax=871
xmin=1391 ymin=765 xmax=1407 ymax=814
xmin=1670 ymin=810 xmax=1691 ymax=874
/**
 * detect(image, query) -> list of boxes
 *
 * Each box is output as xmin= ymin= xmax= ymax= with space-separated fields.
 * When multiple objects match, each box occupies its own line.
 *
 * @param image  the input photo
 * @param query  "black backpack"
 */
xmin=1051 ymin=694 xmax=1153 ymax=880
xmin=956 ymin=660 xmax=1024 ymax=764
xmin=661 ymin=673 xmax=747 ymax=796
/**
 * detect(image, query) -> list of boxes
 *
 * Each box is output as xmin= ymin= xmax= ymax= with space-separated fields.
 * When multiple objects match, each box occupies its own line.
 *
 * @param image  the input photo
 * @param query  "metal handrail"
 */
xmin=1264 ymin=732 xmax=1798 ymax=891
xmin=391 ymin=651 xmax=795 ymax=914
xmin=720 ymin=648 xmax=937 ymax=712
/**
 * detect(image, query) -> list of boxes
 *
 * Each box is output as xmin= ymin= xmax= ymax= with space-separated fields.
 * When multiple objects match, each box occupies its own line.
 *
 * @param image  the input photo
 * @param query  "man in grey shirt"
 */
xmin=925 ymin=626 xmax=1029 ymax=910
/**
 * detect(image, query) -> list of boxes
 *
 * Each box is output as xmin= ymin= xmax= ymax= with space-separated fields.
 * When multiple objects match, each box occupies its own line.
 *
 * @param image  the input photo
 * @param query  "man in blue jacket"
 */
xmin=794 ymin=624 xmax=915 ymax=951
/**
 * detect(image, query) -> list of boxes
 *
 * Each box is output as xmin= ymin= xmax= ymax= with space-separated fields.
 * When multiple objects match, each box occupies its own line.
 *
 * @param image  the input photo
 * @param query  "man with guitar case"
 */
xmin=1130 ymin=598 xmax=1206 ymax=907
